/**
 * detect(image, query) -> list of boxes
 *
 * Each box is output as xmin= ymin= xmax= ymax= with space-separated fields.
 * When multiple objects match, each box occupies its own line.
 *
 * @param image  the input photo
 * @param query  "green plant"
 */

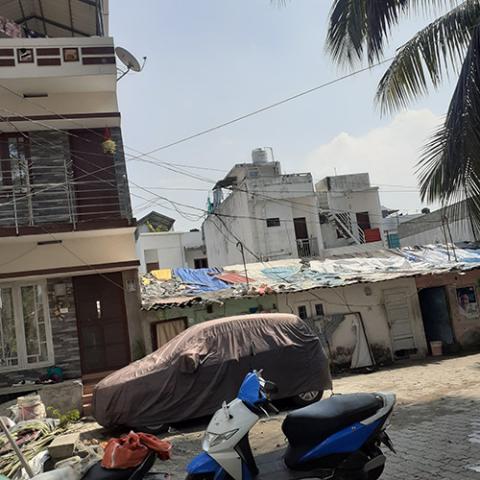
xmin=146 ymin=220 xmax=169 ymax=233
xmin=47 ymin=407 xmax=80 ymax=427
xmin=325 ymin=0 xmax=480 ymax=233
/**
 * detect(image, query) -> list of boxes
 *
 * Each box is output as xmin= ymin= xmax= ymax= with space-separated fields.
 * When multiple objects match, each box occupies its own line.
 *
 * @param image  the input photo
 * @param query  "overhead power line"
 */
xmin=0 ymin=54 xmax=393 ymax=164
xmin=124 ymin=57 xmax=395 ymax=159
xmin=0 ymin=56 xmax=436 ymax=225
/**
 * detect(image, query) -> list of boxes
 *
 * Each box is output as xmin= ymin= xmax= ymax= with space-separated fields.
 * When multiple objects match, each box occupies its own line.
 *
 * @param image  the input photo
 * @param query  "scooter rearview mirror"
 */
xmin=263 ymin=381 xmax=278 ymax=395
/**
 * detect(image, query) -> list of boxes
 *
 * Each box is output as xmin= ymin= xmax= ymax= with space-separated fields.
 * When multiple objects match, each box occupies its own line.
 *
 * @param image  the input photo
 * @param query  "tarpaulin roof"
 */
xmin=173 ymin=267 xmax=229 ymax=292
xmin=141 ymin=245 xmax=480 ymax=310
xmin=216 ymin=272 xmax=252 ymax=284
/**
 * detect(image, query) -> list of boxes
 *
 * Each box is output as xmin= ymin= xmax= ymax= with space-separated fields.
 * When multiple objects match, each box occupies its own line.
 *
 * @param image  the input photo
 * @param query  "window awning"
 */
xmin=0 ymin=0 xmax=106 ymax=38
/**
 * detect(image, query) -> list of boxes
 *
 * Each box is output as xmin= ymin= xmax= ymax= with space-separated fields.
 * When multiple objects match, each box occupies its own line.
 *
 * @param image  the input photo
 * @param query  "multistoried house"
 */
xmin=316 ymin=173 xmax=385 ymax=249
xmin=0 ymin=1 xmax=142 ymax=388
xmin=203 ymin=149 xmax=385 ymax=267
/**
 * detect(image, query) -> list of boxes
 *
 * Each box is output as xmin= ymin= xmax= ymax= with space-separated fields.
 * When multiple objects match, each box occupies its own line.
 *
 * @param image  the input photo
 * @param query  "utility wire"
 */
xmin=0 ymin=82 xmax=442 ymax=224
xmin=0 ymin=55 xmax=394 ymax=166
xmin=124 ymin=57 xmax=395 ymax=159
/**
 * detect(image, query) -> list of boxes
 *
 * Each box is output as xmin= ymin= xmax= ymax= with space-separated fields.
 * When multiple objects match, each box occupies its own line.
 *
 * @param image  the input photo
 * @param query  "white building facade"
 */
xmin=203 ymin=149 xmax=385 ymax=267
xmin=136 ymin=230 xmax=207 ymax=273
xmin=316 ymin=173 xmax=385 ymax=251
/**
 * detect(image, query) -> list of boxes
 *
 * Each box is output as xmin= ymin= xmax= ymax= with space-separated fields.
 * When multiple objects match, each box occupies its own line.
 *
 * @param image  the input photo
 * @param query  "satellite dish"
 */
xmin=115 ymin=47 xmax=146 ymax=81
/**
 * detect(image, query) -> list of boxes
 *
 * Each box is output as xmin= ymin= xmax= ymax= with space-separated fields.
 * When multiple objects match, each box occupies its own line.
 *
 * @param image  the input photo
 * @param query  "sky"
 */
xmin=109 ymin=1 xmax=456 ymax=230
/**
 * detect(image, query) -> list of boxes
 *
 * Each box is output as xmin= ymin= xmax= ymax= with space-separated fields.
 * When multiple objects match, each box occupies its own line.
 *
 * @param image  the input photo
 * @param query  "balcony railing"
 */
xmin=0 ymin=157 xmax=130 ymax=234
xmin=296 ymin=238 xmax=319 ymax=258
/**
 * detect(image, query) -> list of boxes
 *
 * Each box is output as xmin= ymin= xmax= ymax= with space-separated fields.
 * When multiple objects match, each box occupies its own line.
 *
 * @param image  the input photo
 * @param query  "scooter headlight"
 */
xmin=205 ymin=429 xmax=239 ymax=448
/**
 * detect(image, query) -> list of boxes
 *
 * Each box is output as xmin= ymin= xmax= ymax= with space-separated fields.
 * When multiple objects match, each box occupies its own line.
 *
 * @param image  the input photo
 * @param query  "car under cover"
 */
xmin=92 ymin=313 xmax=332 ymax=429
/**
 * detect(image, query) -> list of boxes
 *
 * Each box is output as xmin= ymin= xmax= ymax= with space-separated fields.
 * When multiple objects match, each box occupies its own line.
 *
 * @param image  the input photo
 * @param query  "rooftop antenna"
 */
xmin=115 ymin=47 xmax=146 ymax=81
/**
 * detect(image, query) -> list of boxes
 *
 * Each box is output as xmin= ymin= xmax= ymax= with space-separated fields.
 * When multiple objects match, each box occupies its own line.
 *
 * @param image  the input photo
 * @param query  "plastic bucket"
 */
xmin=430 ymin=341 xmax=443 ymax=357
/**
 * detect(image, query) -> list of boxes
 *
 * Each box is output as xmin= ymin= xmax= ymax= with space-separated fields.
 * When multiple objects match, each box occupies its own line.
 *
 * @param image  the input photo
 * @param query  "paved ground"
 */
xmin=157 ymin=353 xmax=480 ymax=479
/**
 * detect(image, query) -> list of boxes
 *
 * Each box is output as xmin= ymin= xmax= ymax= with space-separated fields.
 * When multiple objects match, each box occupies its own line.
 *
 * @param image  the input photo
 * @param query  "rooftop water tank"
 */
xmin=251 ymin=148 xmax=269 ymax=164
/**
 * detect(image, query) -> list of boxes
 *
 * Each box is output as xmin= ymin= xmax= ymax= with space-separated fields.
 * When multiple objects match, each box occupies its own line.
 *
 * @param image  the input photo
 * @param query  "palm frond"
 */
xmin=327 ymin=0 xmax=462 ymax=66
xmin=376 ymin=0 xmax=480 ymax=113
xmin=418 ymin=24 xmax=480 ymax=234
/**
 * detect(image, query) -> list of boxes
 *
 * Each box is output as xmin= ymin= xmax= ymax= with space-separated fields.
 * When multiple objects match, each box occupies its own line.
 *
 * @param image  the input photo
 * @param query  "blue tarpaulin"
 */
xmin=173 ymin=267 xmax=229 ymax=292
xmin=142 ymin=245 xmax=480 ymax=310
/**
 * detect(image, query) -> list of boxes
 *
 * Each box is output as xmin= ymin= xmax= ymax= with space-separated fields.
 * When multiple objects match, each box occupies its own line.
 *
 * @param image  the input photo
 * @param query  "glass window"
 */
xmin=0 ymin=282 xmax=52 ymax=371
xmin=21 ymin=285 xmax=48 ymax=364
xmin=0 ymin=288 xmax=18 ymax=368
xmin=8 ymin=137 xmax=28 ymax=189
xmin=315 ymin=304 xmax=325 ymax=317
xmin=297 ymin=305 xmax=308 ymax=320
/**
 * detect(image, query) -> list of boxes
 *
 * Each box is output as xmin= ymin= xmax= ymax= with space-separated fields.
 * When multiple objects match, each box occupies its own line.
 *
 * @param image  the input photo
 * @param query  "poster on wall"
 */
xmin=456 ymin=287 xmax=479 ymax=318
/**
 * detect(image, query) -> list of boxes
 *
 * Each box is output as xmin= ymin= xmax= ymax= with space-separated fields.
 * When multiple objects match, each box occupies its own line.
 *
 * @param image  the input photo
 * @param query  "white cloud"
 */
xmin=305 ymin=109 xmax=442 ymax=212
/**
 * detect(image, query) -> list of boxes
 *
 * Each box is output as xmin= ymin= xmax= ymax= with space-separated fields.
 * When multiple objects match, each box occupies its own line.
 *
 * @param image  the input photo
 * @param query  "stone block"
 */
xmin=48 ymin=432 xmax=80 ymax=460
xmin=39 ymin=380 xmax=83 ymax=414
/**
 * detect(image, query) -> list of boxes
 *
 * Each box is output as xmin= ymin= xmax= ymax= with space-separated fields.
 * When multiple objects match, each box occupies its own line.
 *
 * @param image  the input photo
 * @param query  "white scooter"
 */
xmin=186 ymin=371 xmax=396 ymax=480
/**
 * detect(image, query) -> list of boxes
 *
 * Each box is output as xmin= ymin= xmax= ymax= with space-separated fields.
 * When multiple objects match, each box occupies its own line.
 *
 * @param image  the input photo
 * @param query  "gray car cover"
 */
xmin=93 ymin=313 xmax=332 ymax=429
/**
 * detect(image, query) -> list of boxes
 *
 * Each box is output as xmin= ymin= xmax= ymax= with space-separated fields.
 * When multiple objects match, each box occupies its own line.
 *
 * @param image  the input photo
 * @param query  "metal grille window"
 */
xmin=8 ymin=137 xmax=29 ymax=190
xmin=266 ymin=218 xmax=281 ymax=227
xmin=194 ymin=258 xmax=209 ymax=269
xmin=22 ymin=285 xmax=49 ymax=365
xmin=0 ymin=288 xmax=18 ymax=368
xmin=0 ymin=282 xmax=53 ymax=372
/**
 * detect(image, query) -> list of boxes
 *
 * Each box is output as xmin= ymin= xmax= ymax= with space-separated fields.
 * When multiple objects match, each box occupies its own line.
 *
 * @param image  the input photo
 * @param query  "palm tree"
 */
xmin=326 ymin=1 xmax=480 ymax=233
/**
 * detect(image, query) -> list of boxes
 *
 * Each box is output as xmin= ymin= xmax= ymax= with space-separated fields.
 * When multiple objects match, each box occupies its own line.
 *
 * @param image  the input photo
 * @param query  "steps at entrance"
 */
xmin=82 ymin=371 xmax=114 ymax=417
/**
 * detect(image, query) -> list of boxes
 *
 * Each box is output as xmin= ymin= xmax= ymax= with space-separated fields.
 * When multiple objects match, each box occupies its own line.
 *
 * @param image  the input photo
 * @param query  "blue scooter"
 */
xmin=186 ymin=371 xmax=396 ymax=480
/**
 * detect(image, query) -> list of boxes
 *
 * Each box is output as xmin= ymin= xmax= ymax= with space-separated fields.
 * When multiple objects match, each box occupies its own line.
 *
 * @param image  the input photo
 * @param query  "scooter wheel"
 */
xmin=367 ymin=465 xmax=384 ymax=480
xmin=365 ymin=446 xmax=385 ymax=480
xmin=292 ymin=390 xmax=323 ymax=407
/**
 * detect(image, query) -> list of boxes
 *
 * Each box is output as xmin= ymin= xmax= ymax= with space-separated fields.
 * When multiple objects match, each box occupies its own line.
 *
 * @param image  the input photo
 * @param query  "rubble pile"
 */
xmin=0 ymin=394 xmax=171 ymax=479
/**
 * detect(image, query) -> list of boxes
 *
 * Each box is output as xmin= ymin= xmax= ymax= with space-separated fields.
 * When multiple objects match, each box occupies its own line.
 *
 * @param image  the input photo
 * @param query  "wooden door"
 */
xmin=356 ymin=212 xmax=371 ymax=231
xmin=293 ymin=217 xmax=308 ymax=240
xmin=73 ymin=273 xmax=130 ymax=374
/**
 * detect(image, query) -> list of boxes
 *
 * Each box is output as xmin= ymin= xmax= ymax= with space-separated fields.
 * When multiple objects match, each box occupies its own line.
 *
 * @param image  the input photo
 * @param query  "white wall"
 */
xmin=0 ymin=228 xmax=137 ymax=278
xmin=400 ymin=218 xmax=475 ymax=247
xmin=327 ymin=188 xmax=384 ymax=233
xmin=316 ymin=174 xmax=385 ymax=247
xmin=185 ymin=248 xmax=207 ymax=268
xmin=204 ymin=190 xmax=256 ymax=267
xmin=383 ymin=214 xmax=423 ymax=235
xmin=204 ymin=172 xmax=323 ymax=267
xmin=276 ymin=278 xmax=428 ymax=363
xmin=136 ymin=230 xmax=206 ymax=273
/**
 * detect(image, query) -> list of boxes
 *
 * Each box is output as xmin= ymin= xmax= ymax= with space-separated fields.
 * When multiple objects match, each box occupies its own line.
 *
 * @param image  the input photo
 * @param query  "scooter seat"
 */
xmin=282 ymin=393 xmax=383 ymax=448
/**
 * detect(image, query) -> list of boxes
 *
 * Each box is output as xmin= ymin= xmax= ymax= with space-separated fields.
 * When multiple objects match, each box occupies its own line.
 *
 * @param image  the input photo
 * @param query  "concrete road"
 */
xmin=159 ymin=353 xmax=480 ymax=479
